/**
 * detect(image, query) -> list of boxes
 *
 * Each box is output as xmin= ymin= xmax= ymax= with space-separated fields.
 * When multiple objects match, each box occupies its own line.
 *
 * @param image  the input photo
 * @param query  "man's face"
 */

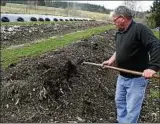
xmin=112 ymin=15 xmax=125 ymax=30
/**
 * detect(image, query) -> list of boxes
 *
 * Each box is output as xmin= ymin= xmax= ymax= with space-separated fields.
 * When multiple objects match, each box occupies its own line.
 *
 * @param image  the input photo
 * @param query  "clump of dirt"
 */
xmin=1 ymin=29 xmax=159 ymax=123
xmin=1 ymin=21 xmax=107 ymax=48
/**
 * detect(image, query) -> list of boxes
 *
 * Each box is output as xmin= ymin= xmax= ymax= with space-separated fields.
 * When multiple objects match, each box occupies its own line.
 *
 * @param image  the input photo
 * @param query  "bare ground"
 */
xmin=1 ymin=24 xmax=159 ymax=123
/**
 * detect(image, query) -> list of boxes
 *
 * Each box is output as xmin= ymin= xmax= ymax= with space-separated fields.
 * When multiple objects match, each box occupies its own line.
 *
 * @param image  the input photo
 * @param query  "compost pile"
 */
xmin=1 ymin=21 xmax=107 ymax=48
xmin=1 ymin=29 xmax=159 ymax=123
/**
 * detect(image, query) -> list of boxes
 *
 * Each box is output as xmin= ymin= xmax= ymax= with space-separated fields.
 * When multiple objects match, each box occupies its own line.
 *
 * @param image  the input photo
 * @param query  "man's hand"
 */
xmin=102 ymin=52 xmax=116 ymax=68
xmin=102 ymin=60 xmax=113 ymax=68
xmin=142 ymin=69 xmax=156 ymax=78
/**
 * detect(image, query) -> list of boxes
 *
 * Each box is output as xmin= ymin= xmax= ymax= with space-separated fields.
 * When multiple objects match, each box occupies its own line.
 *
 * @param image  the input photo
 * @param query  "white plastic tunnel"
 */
xmin=1 ymin=14 xmax=91 ymax=22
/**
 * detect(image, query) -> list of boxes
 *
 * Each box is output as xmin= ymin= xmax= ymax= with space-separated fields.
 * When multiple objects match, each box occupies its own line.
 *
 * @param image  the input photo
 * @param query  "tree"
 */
xmin=123 ymin=1 xmax=139 ymax=17
xmin=1 ymin=1 xmax=6 ymax=6
xmin=147 ymin=0 xmax=160 ymax=28
xmin=37 ymin=0 xmax=45 ymax=6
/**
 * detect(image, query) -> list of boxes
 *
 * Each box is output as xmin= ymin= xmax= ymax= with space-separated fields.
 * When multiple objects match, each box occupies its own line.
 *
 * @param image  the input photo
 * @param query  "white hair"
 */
xmin=113 ymin=6 xmax=133 ymax=17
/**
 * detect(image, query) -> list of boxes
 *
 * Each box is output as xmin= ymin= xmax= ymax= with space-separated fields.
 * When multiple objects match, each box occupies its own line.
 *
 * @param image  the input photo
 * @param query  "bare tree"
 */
xmin=27 ymin=0 xmax=38 ymax=10
xmin=123 ymin=1 xmax=139 ymax=17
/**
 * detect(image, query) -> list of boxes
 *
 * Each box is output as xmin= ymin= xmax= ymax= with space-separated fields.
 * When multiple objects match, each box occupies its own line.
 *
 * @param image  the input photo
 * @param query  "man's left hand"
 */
xmin=142 ymin=69 xmax=156 ymax=79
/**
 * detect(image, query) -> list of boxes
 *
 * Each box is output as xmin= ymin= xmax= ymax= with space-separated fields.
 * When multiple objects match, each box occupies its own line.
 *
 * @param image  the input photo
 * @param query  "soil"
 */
xmin=1 ymin=22 xmax=159 ymax=123
xmin=1 ymin=21 xmax=107 ymax=48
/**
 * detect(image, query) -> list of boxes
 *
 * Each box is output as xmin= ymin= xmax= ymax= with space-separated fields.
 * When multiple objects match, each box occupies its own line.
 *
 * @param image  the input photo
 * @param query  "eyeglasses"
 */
xmin=113 ymin=15 xmax=124 ymax=22
xmin=113 ymin=16 xmax=121 ymax=22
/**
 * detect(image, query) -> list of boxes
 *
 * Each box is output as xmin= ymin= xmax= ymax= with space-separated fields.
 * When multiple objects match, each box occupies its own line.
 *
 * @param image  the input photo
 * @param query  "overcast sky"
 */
xmin=68 ymin=1 xmax=153 ymax=12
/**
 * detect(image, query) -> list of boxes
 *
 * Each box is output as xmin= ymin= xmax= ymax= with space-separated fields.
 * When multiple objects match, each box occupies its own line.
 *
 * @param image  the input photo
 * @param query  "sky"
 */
xmin=68 ymin=1 xmax=154 ymax=12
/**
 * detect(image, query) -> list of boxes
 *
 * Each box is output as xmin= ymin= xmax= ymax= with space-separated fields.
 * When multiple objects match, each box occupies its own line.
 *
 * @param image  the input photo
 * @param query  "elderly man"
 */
xmin=102 ymin=6 xmax=160 ymax=123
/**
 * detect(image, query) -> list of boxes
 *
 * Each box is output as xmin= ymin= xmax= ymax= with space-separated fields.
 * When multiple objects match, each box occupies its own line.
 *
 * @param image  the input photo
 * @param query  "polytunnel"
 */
xmin=1 ymin=14 xmax=92 ymax=23
xmin=17 ymin=17 xmax=24 ymax=22
xmin=1 ymin=17 xmax=10 ymax=22
xmin=30 ymin=17 xmax=37 ymax=21
xmin=45 ymin=18 xmax=50 ymax=21
xmin=38 ymin=18 xmax=44 ymax=21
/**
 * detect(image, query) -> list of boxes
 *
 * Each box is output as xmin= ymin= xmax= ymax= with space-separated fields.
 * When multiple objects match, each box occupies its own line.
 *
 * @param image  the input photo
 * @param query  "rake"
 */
xmin=83 ymin=61 xmax=160 ymax=79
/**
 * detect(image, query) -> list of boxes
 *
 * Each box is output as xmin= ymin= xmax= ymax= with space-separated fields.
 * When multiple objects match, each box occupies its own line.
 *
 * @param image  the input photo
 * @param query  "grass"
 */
xmin=150 ymin=30 xmax=160 ymax=99
xmin=152 ymin=30 xmax=160 ymax=39
xmin=1 ymin=21 xmax=55 ymax=26
xmin=150 ymin=88 xmax=160 ymax=99
xmin=1 ymin=25 xmax=115 ymax=69
xmin=1 ymin=21 xmax=80 ymax=26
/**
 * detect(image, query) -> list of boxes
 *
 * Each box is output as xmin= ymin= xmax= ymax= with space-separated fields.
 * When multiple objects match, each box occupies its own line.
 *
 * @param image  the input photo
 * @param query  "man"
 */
xmin=102 ymin=6 xmax=160 ymax=123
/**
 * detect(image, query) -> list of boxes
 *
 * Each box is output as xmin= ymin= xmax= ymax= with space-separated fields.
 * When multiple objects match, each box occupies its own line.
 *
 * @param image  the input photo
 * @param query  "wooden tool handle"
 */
xmin=83 ymin=62 xmax=160 ymax=79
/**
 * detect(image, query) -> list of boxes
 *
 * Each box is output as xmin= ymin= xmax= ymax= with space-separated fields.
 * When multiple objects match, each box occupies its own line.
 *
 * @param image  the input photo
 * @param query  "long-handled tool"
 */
xmin=83 ymin=61 xmax=160 ymax=79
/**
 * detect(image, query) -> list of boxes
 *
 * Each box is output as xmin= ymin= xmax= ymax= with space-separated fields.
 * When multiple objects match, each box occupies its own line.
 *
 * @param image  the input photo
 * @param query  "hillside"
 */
xmin=1 ymin=3 xmax=110 ymax=21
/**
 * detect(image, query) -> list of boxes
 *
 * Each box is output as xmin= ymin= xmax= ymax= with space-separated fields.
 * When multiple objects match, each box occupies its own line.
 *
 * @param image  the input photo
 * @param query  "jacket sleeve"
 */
xmin=136 ymin=24 xmax=160 ymax=72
